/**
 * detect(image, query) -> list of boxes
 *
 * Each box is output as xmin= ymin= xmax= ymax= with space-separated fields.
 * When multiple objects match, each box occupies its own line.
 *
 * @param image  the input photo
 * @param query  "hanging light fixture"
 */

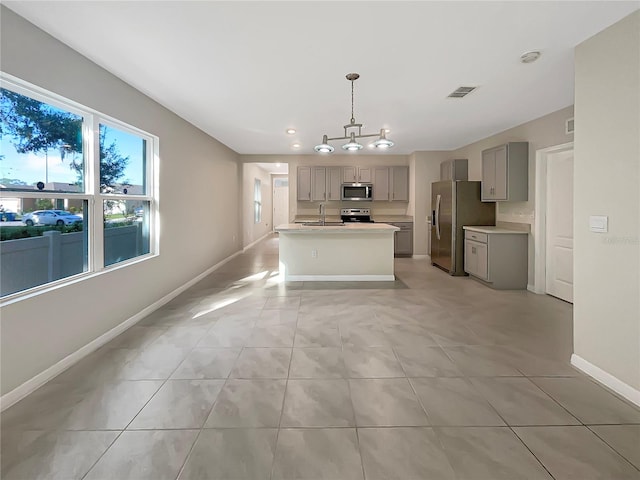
xmin=314 ymin=73 xmax=394 ymax=154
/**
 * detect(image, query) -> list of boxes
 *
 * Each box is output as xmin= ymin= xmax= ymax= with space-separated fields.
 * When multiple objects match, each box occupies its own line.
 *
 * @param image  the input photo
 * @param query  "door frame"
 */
xmin=271 ymin=173 xmax=289 ymax=232
xmin=532 ymin=142 xmax=573 ymax=294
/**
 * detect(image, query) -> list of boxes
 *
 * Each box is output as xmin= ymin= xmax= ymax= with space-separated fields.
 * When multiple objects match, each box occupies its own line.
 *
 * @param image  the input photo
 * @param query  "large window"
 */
xmin=0 ymin=76 xmax=157 ymax=299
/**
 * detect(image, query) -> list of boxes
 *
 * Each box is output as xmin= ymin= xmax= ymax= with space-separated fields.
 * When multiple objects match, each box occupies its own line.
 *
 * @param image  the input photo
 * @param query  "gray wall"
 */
xmin=0 ymin=7 xmax=242 ymax=396
xmin=573 ymin=11 xmax=640 ymax=390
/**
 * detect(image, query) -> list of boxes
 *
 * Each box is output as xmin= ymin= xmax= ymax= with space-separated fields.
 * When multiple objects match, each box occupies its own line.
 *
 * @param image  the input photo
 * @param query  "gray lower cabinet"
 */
xmin=463 ymin=228 xmax=528 ymax=289
xmin=389 ymin=222 xmax=413 ymax=256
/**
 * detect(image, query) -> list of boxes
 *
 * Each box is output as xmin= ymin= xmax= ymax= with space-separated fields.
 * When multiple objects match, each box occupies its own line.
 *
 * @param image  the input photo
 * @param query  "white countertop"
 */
xmin=463 ymin=226 xmax=528 ymax=235
xmin=276 ymin=223 xmax=399 ymax=233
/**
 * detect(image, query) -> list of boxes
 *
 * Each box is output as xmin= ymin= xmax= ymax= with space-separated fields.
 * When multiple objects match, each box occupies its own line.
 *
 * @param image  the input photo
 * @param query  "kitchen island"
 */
xmin=275 ymin=223 xmax=399 ymax=281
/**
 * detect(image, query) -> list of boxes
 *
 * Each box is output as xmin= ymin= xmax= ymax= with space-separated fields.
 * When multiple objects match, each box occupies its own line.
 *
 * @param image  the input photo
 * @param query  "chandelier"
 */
xmin=314 ymin=73 xmax=394 ymax=153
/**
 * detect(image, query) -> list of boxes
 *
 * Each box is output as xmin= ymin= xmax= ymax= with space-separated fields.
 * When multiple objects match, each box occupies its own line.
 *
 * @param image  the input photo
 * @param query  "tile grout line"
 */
xmin=343 ymin=319 xmax=368 ymax=480
xmin=79 ymin=323 xmax=209 ymax=480
xmin=584 ymin=424 xmax=640 ymax=473
xmin=175 ymin=263 xmax=271 ymax=479
xmin=80 ymin=315 xmax=226 ymax=478
xmin=268 ymin=303 xmax=299 ymax=480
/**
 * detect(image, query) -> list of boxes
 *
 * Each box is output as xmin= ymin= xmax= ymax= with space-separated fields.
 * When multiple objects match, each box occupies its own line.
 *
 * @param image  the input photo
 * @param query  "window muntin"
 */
xmin=0 ymin=75 xmax=157 ymax=300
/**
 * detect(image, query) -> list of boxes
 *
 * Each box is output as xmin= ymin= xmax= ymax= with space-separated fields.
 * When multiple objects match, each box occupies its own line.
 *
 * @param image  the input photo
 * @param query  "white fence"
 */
xmin=1 ymin=225 xmax=145 ymax=297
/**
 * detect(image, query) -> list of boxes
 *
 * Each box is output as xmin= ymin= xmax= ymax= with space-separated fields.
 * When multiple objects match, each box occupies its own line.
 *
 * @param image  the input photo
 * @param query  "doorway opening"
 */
xmin=272 ymin=175 xmax=289 ymax=231
xmin=533 ymin=142 xmax=574 ymax=302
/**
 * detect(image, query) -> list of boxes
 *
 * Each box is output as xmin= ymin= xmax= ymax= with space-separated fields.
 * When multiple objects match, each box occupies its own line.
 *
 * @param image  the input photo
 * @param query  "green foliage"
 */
xmin=104 ymin=219 xmax=138 ymax=229
xmin=99 ymin=127 xmax=129 ymax=192
xmin=35 ymin=199 xmax=54 ymax=210
xmin=0 ymin=177 xmax=27 ymax=186
xmin=0 ymin=223 xmax=83 ymax=241
xmin=0 ymin=89 xmax=83 ymax=172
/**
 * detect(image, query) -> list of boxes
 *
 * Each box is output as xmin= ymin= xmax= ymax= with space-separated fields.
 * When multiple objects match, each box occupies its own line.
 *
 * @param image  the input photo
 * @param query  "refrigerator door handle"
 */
xmin=435 ymin=194 xmax=441 ymax=240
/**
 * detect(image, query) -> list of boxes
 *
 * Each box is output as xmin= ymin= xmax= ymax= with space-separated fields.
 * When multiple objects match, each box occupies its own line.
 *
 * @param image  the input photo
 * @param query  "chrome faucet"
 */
xmin=319 ymin=204 xmax=326 ymax=226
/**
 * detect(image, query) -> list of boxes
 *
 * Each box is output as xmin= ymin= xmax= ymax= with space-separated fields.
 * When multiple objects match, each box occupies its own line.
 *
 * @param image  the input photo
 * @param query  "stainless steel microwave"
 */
xmin=341 ymin=183 xmax=373 ymax=201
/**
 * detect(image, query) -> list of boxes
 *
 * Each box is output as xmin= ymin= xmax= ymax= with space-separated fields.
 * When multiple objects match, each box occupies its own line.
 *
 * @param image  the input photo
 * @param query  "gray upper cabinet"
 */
xmin=311 ymin=167 xmax=327 ymax=202
xmin=372 ymin=167 xmax=390 ymax=201
xmin=299 ymin=164 xmax=407 ymax=202
xmin=440 ymin=159 xmax=468 ymax=181
xmin=390 ymin=166 xmax=409 ymax=201
xmin=481 ymin=142 xmax=528 ymax=202
xmin=298 ymin=166 xmax=341 ymax=201
xmin=343 ymin=166 xmax=372 ymax=183
xmin=297 ymin=166 xmax=312 ymax=201
xmin=326 ymin=167 xmax=342 ymax=201
xmin=372 ymin=166 xmax=408 ymax=201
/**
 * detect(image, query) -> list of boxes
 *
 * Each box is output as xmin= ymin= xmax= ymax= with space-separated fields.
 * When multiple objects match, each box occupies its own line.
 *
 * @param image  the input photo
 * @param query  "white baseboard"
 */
xmin=0 ymin=249 xmax=243 ymax=412
xmin=286 ymin=274 xmax=395 ymax=282
xmin=412 ymin=254 xmax=428 ymax=259
xmin=527 ymin=284 xmax=537 ymax=293
xmin=243 ymin=232 xmax=272 ymax=252
xmin=571 ymin=354 xmax=640 ymax=407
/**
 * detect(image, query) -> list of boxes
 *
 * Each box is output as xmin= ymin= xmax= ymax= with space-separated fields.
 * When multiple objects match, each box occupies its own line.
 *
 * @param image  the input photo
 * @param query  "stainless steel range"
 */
xmin=340 ymin=208 xmax=374 ymax=223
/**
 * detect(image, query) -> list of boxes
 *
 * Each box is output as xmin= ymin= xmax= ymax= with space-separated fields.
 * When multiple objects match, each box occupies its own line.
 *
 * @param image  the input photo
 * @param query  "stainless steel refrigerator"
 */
xmin=430 ymin=181 xmax=496 ymax=275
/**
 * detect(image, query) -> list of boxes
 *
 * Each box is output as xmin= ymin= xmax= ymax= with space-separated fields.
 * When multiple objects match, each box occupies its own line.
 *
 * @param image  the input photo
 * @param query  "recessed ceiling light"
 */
xmin=520 ymin=51 xmax=541 ymax=63
xmin=291 ymin=143 xmax=301 ymax=149
xmin=286 ymin=128 xmax=296 ymax=135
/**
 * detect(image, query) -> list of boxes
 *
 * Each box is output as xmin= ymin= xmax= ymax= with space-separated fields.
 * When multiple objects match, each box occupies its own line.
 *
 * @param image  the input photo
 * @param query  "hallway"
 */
xmin=2 ymin=235 xmax=639 ymax=479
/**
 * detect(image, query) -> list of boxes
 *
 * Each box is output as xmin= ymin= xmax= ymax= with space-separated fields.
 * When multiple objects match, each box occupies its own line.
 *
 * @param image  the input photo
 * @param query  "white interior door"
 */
xmin=273 ymin=177 xmax=289 ymax=230
xmin=546 ymin=150 xmax=574 ymax=303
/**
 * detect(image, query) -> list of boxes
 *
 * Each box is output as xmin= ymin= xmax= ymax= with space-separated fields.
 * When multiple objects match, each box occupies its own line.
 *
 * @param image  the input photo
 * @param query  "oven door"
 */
xmin=341 ymin=183 xmax=373 ymax=201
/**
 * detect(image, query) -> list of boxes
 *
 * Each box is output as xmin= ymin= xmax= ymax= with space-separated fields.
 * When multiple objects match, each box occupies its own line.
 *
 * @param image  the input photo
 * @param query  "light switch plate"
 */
xmin=589 ymin=215 xmax=608 ymax=233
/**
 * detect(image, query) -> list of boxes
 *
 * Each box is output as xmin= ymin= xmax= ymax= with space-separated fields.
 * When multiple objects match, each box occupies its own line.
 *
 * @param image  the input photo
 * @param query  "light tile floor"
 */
xmin=2 ymin=235 xmax=640 ymax=479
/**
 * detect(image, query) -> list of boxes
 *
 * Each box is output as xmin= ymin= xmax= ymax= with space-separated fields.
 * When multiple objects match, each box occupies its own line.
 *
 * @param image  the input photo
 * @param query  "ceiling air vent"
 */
xmin=447 ymin=86 xmax=477 ymax=98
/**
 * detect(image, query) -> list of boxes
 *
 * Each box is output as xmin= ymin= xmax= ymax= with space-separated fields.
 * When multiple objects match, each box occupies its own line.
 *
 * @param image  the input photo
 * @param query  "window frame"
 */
xmin=0 ymin=73 xmax=159 ymax=304
xmin=254 ymin=178 xmax=262 ymax=224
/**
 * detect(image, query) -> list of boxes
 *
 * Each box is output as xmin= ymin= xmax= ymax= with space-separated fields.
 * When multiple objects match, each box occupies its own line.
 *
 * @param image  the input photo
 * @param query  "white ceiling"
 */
xmin=5 ymin=1 xmax=638 ymax=156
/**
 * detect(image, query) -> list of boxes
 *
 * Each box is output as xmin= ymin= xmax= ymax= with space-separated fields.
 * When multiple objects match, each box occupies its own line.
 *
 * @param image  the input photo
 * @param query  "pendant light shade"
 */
xmin=313 ymin=135 xmax=335 ymax=153
xmin=372 ymin=129 xmax=394 ymax=149
xmin=342 ymin=133 xmax=363 ymax=151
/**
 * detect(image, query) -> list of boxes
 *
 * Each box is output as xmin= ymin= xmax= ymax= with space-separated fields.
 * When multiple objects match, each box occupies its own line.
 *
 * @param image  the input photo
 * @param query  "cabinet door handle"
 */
xmin=308 ymin=192 xmax=311 ymax=199
xmin=472 ymin=246 xmax=477 ymax=254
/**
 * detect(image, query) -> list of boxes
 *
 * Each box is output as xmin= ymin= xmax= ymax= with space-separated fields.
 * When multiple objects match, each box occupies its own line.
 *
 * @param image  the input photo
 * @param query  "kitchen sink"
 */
xmin=302 ymin=221 xmax=345 ymax=226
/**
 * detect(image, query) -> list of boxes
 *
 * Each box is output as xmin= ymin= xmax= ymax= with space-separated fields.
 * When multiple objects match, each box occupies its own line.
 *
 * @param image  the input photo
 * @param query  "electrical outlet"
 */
xmin=311 ymin=248 xmax=318 ymax=258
